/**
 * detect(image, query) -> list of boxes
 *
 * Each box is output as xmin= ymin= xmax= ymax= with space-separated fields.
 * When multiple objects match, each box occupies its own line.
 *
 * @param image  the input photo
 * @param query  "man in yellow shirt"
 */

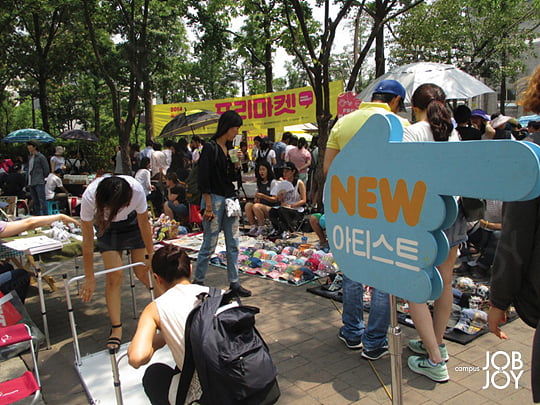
xmin=324 ymin=79 xmax=409 ymax=360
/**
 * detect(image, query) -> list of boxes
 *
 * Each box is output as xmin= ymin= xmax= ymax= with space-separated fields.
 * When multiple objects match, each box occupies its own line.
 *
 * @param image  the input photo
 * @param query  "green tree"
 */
xmin=6 ymin=0 xmax=80 ymax=134
xmin=391 ymin=0 xmax=540 ymax=112
xmin=82 ymin=0 xmax=185 ymax=172
xmin=233 ymin=0 xmax=284 ymax=94
xmin=185 ymin=0 xmax=239 ymax=100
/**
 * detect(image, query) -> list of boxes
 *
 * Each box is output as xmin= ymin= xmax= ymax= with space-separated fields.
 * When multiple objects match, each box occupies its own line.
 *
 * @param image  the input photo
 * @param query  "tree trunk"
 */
xmin=37 ymin=76 xmax=50 ymax=133
xmin=144 ymin=83 xmax=153 ymax=142
xmin=374 ymin=2 xmax=385 ymax=77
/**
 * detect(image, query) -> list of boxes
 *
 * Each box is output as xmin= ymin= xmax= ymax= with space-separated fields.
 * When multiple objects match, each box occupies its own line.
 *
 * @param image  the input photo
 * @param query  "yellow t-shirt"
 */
xmin=327 ymin=102 xmax=410 ymax=151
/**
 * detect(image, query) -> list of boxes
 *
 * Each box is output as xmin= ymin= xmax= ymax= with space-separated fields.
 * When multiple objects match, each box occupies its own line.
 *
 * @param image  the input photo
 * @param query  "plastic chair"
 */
xmin=47 ymin=200 xmax=60 ymax=215
xmin=0 ymin=323 xmax=41 ymax=404
xmin=189 ymin=204 xmax=202 ymax=231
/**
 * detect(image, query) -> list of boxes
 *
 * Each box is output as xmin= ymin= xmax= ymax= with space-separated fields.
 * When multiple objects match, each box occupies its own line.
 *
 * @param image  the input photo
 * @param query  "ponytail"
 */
xmin=426 ymin=100 xmax=453 ymax=142
xmin=411 ymin=83 xmax=453 ymax=142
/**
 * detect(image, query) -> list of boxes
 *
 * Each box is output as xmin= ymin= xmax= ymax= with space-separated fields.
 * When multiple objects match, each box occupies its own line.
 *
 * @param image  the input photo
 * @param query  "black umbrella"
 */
xmin=59 ymin=129 xmax=98 ymax=142
xmin=159 ymin=109 xmax=220 ymax=138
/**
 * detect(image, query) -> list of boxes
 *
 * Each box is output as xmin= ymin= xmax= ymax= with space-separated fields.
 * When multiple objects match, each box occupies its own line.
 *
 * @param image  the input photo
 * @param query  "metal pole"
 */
xmin=146 ymin=254 xmax=155 ymax=301
xmin=126 ymin=252 xmax=137 ymax=319
xmin=388 ymin=294 xmax=403 ymax=405
xmin=63 ymin=263 xmax=145 ymax=367
xmin=36 ymin=267 xmax=51 ymax=348
xmin=64 ymin=274 xmax=82 ymax=366
xmin=109 ymin=348 xmax=124 ymax=405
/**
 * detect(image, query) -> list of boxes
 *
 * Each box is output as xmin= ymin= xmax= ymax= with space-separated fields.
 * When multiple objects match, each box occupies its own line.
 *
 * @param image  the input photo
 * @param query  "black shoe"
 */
xmin=337 ymin=330 xmax=362 ymax=350
xmin=192 ymin=279 xmax=205 ymax=286
xmin=361 ymin=346 xmax=389 ymax=361
xmin=230 ymin=283 xmax=252 ymax=297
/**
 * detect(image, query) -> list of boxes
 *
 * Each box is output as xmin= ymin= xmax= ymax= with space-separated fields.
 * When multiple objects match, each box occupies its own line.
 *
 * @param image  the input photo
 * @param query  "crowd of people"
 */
xmin=2 ymin=64 xmax=540 ymax=403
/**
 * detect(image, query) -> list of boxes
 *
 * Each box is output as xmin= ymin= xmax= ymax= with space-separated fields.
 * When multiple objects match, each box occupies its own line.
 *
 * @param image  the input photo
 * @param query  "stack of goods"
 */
xmin=216 ymin=241 xmax=338 ymax=286
xmin=151 ymin=214 xmax=187 ymax=242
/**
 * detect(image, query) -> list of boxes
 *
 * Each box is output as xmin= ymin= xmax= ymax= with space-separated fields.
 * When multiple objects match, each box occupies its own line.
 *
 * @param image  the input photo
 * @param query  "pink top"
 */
xmin=285 ymin=147 xmax=311 ymax=174
xmin=0 ymin=221 xmax=7 ymax=234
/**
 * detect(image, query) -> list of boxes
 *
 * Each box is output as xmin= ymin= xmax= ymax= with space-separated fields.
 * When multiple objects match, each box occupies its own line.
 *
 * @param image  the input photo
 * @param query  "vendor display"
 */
xmin=224 ymin=240 xmax=337 ymax=286
xmin=151 ymin=214 xmax=188 ymax=242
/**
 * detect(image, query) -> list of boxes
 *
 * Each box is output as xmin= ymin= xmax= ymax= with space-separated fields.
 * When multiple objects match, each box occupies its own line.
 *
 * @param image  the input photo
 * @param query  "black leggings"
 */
xmin=142 ymin=363 xmax=179 ymax=405
xmin=269 ymin=207 xmax=303 ymax=233
xmin=533 ymin=320 xmax=540 ymax=402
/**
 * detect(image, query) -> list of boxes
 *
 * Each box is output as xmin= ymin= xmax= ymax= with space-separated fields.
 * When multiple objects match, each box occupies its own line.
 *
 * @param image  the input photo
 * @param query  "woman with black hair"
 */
xmin=244 ymin=161 xmax=278 ymax=236
xmin=169 ymin=142 xmax=190 ymax=182
xmin=79 ymin=175 xmax=154 ymax=349
xmin=285 ymin=136 xmax=311 ymax=184
xmin=134 ymin=157 xmax=153 ymax=196
xmin=253 ymin=137 xmax=276 ymax=167
xmin=402 ymin=83 xmax=463 ymax=383
xmin=163 ymin=172 xmax=188 ymax=222
xmin=193 ymin=110 xmax=251 ymax=297
xmin=128 ymin=244 xmax=206 ymax=404
xmin=268 ymin=161 xmax=307 ymax=240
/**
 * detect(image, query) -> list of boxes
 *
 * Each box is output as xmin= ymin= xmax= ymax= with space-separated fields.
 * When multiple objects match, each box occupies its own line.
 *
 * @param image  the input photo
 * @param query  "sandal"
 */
xmin=107 ymin=323 xmax=122 ymax=351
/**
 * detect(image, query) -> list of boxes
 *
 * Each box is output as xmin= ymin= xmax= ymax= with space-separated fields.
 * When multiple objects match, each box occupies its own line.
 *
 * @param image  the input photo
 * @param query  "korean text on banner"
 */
xmin=152 ymin=81 xmax=343 ymax=137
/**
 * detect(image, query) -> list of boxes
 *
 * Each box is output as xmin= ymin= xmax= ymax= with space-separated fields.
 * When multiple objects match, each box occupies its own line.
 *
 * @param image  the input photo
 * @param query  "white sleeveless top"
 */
xmin=155 ymin=283 xmax=209 ymax=403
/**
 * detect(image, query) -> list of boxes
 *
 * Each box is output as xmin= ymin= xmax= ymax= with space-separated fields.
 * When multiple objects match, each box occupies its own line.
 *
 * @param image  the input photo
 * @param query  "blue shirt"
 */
xmin=273 ymin=141 xmax=286 ymax=167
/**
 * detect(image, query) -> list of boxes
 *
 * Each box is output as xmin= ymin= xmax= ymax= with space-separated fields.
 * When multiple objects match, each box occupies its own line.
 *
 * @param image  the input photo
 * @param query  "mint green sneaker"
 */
xmin=408 ymin=339 xmax=449 ymax=362
xmin=408 ymin=355 xmax=449 ymax=383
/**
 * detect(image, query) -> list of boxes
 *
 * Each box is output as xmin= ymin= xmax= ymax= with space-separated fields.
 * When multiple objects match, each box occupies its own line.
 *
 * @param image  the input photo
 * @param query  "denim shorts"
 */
xmin=444 ymin=210 xmax=468 ymax=247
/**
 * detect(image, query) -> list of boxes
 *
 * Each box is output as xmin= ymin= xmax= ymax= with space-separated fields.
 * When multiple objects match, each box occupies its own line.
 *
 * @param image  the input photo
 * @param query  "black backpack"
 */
xmin=185 ymin=141 xmax=219 ymax=205
xmin=185 ymin=163 xmax=202 ymax=205
xmin=177 ymin=287 xmax=280 ymax=405
xmin=255 ymin=148 xmax=269 ymax=165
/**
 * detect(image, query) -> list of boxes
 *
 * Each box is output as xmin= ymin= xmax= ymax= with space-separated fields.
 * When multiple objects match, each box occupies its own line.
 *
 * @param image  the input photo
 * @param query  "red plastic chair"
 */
xmin=189 ymin=204 xmax=203 ymax=231
xmin=0 ymin=323 xmax=41 ymax=404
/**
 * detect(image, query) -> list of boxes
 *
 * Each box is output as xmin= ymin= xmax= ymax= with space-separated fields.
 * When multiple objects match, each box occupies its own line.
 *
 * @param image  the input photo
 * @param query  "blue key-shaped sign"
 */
xmin=325 ymin=113 xmax=540 ymax=303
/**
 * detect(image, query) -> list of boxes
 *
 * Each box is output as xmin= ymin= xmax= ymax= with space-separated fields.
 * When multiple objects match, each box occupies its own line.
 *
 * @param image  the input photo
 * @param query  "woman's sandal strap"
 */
xmin=106 ymin=337 xmax=122 ymax=349
xmin=111 ymin=323 xmax=122 ymax=329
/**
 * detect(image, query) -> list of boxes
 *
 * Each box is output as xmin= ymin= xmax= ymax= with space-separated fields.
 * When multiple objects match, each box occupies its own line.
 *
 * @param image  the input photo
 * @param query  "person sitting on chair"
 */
xmin=163 ymin=172 xmax=188 ymax=222
xmin=245 ymin=161 xmax=278 ymax=237
xmin=268 ymin=162 xmax=306 ymax=240
xmin=45 ymin=168 xmax=69 ymax=213
xmin=128 ymin=244 xmax=207 ymax=404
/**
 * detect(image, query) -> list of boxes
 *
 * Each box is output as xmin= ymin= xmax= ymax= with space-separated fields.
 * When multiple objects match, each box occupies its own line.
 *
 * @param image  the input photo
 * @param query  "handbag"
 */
xmin=460 ymin=197 xmax=487 ymax=222
xmin=225 ymin=198 xmax=242 ymax=217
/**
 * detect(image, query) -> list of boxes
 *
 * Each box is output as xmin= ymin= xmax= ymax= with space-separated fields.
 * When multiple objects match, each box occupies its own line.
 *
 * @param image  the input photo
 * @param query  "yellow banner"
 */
xmin=153 ymin=81 xmax=343 ymax=138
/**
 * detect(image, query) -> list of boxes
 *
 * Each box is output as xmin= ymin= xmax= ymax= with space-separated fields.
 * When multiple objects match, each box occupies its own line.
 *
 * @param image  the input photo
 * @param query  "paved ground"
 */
xmin=1 ymin=240 xmax=536 ymax=404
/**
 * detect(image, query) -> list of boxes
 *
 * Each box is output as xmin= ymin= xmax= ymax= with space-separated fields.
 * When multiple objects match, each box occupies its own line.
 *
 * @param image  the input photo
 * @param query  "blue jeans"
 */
xmin=167 ymin=201 xmax=188 ymax=219
xmin=341 ymin=274 xmax=390 ymax=351
xmin=194 ymin=194 xmax=240 ymax=284
xmin=29 ymin=183 xmax=47 ymax=215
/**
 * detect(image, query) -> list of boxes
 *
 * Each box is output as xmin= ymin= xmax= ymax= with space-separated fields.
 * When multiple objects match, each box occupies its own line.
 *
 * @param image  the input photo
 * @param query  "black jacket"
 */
xmin=490 ymin=198 xmax=540 ymax=328
xmin=198 ymin=140 xmax=236 ymax=198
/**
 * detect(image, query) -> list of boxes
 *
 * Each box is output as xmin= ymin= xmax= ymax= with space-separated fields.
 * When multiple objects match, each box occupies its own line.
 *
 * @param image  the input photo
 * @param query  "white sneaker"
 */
xmin=255 ymin=226 xmax=266 ymax=236
xmin=247 ymin=225 xmax=258 ymax=236
xmin=281 ymin=231 xmax=291 ymax=239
